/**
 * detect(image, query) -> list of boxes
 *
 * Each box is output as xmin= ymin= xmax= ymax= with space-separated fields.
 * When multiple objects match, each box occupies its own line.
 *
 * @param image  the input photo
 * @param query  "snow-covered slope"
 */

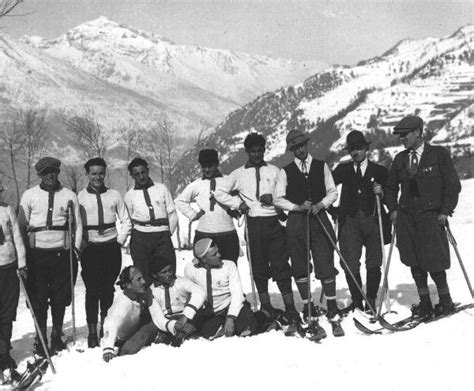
xmin=180 ymin=25 xmax=474 ymax=184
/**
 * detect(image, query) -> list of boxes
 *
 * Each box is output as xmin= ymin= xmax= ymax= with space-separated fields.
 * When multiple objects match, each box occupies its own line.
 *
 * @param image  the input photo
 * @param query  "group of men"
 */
xmin=0 ymin=114 xmax=462 ymax=372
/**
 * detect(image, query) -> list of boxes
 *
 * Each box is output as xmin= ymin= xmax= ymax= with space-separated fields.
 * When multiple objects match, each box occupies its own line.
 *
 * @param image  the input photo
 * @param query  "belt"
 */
xmin=132 ymin=218 xmax=169 ymax=227
xmin=30 ymin=226 xmax=67 ymax=233
xmin=84 ymin=222 xmax=116 ymax=231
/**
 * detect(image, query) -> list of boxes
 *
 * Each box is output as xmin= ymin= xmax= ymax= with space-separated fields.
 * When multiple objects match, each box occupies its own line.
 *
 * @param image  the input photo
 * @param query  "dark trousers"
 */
xmin=118 ymin=322 xmax=159 ymax=356
xmin=339 ymin=211 xmax=382 ymax=301
xmin=194 ymin=230 xmax=240 ymax=263
xmin=246 ymin=216 xmax=292 ymax=292
xmin=194 ymin=302 xmax=258 ymax=339
xmin=0 ymin=265 xmax=19 ymax=356
xmin=396 ymin=198 xmax=450 ymax=273
xmin=81 ymin=241 xmax=122 ymax=324
xmin=286 ymin=211 xmax=337 ymax=280
xmin=130 ymin=230 xmax=176 ymax=285
xmin=26 ymin=248 xmax=78 ymax=332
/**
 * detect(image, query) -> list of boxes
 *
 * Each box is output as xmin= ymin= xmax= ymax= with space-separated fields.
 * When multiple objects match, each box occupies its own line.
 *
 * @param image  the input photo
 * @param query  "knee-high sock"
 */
xmin=277 ymin=279 xmax=295 ymax=310
xmin=321 ymin=278 xmax=336 ymax=301
xmin=430 ymin=271 xmax=450 ymax=297
xmin=411 ymin=266 xmax=430 ymax=299
xmin=295 ymin=277 xmax=310 ymax=303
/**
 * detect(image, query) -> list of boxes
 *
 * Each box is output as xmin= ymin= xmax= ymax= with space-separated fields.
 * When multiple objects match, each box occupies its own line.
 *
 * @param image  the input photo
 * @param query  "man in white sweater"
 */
xmin=0 ymin=182 xmax=27 ymax=375
xmin=124 ymin=158 xmax=177 ymax=285
xmin=175 ymin=149 xmax=240 ymax=263
xmin=78 ymin=158 xmax=132 ymax=348
xmin=19 ymin=157 xmax=82 ymax=357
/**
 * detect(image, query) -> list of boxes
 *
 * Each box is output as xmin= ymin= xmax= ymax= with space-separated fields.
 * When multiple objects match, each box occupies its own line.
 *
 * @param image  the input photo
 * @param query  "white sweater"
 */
xmin=184 ymin=260 xmax=244 ymax=318
xmin=175 ymin=177 xmax=236 ymax=234
xmin=0 ymin=203 xmax=26 ymax=269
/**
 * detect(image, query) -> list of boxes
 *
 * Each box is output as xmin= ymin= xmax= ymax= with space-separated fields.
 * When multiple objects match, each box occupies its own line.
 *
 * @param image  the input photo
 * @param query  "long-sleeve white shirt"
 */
xmin=175 ymin=177 xmax=236 ymax=234
xmin=214 ymin=163 xmax=281 ymax=218
xmin=19 ymin=185 xmax=82 ymax=250
xmin=274 ymin=156 xmax=338 ymax=212
xmin=150 ymin=276 xmax=205 ymax=320
xmin=78 ymin=187 xmax=132 ymax=245
xmin=124 ymin=182 xmax=177 ymax=234
xmin=184 ymin=260 xmax=244 ymax=318
xmin=0 ymin=203 xmax=26 ymax=269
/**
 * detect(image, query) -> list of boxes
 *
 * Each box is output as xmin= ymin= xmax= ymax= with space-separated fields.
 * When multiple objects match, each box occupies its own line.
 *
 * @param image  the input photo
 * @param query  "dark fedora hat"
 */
xmin=344 ymin=130 xmax=371 ymax=151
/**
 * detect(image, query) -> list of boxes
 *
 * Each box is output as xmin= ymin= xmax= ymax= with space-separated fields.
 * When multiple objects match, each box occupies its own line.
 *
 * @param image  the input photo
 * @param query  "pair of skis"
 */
xmin=353 ymin=303 xmax=474 ymax=335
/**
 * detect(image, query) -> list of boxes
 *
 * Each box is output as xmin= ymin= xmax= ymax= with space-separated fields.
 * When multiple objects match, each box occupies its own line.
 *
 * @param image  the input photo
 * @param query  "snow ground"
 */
xmin=4 ymin=179 xmax=474 ymax=391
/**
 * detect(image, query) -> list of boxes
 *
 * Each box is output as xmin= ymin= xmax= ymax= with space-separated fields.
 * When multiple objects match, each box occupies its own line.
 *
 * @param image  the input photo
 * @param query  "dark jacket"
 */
xmin=385 ymin=143 xmax=461 ymax=215
xmin=332 ymin=160 xmax=391 ymax=243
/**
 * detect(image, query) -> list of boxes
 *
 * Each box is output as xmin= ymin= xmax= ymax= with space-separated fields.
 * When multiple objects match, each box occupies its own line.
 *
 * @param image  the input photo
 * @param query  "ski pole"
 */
xmin=446 ymin=222 xmax=474 ymax=299
xmin=315 ymin=213 xmax=377 ymax=317
xmin=375 ymin=194 xmax=391 ymax=313
xmin=17 ymin=270 xmax=56 ymax=374
xmin=306 ymin=211 xmax=313 ymax=321
xmin=67 ymin=200 xmax=76 ymax=344
xmin=244 ymin=215 xmax=259 ymax=310
xmin=377 ymin=225 xmax=396 ymax=317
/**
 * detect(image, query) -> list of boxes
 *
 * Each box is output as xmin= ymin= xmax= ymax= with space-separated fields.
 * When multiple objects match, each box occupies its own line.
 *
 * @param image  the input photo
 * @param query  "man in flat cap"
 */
xmin=175 ymin=149 xmax=240 ymax=263
xmin=19 ymin=157 xmax=82 ymax=356
xmin=274 ymin=129 xmax=342 ymax=335
xmin=385 ymin=115 xmax=461 ymax=317
xmin=124 ymin=157 xmax=177 ymax=286
xmin=78 ymin=157 xmax=132 ymax=348
xmin=332 ymin=130 xmax=390 ymax=313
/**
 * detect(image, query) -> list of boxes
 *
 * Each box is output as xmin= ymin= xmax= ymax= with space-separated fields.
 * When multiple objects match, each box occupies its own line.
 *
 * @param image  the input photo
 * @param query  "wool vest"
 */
xmin=284 ymin=160 xmax=326 ymax=204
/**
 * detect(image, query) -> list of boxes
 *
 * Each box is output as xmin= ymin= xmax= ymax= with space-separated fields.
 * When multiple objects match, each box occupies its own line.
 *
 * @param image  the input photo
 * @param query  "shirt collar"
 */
xmin=134 ymin=179 xmax=154 ymax=190
xmin=86 ymin=183 xmax=107 ymax=194
xmin=353 ymin=157 xmax=368 ymax=171
xmin=244 ymin=161 xmax=268 ymax=169
xmin=202 ymin=170 xmax=223 ymax=180
xmin=294 ymin=154 xmax=312 ymax=171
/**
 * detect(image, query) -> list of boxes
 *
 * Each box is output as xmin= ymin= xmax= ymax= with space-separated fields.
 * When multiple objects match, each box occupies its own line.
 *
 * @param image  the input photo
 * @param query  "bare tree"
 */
xmin=66 ymin=109 xmax=111 ymax=159
xmin=119 ymin=124 xmax=145 ymax=189
xmin=0 ymin=0 xmax=23 ymax=17
xmin=62 ymin=165 xmax=85 ymax=194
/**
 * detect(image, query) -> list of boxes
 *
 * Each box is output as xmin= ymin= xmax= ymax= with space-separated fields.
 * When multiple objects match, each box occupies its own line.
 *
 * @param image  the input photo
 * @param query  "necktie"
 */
xmin=96 ymin=193 xmax=105 ymax=235
xmin=255 ymin=167 xmax=261 ymax=200
xmin=410 ymin=150 xmax=419 ymax=177
xmin=356 ymin=162 xmax=363 ymax=181
xmin=210 ymin=178 xmax=216 ymax=211
xmin=46 ymin=191 xmax=55 ymax=229
xmin=164 ymin=286 xmax=172 ymax=316
xmin=206 ymin=268 xmax=214 ymax=314
xmin=142 ymin=188 xmax=156 ymax=221
xmin=301 ymin=160 xmax=308 ymax=178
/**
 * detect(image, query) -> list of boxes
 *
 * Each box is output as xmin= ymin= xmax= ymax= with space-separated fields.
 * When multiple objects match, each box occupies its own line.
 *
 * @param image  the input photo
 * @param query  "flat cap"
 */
xmin=194 ymin=238 xmax=214 ymax=259
xmin=286 ymin=129 xmax=311 ymax=151
xmin=393 ymin=115 xmax=424 ymax=135
xmin=35 ymin=157 xmax=61 ymax=174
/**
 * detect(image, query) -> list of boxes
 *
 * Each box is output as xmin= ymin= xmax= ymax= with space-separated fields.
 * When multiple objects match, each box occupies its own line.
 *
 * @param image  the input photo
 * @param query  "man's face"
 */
xmin=126 ymin=268 xmax=147 ymax=295
xmin=39 ymin=168 xmax=59 ymax=187
xmin=246 ymin=145 xmax=265 ymax=166
xmin=153 ymin=264 xmax=176 ymax=287
xmin=201 ymin=163 xmax=219 ymax=179
xmin=202 ymin=245 xmax=223 ymax=268
xmin=87 ymin=165 xmax=106 ymax=189
xmin=131 ymin=165 xmax=150 ymax=187
xmin=291 ymin=142 xmax=308 ymax=161
xmin=399 ymin=129 xmax=421 ymax=149
xmin=349 ymin=146 xmax=368 ymax=164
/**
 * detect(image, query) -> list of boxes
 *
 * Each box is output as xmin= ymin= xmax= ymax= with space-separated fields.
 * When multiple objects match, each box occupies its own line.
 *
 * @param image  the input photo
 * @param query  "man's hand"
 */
xmin=310 ymin=201 xmax=325 ymax=216
xmin=437 ymin=214 xmax=448 ymax=226
xmin=103 ymin=349 xmax=116 ymax=363
xmin=173 ymin=315 xmax=189 ymax=332
xmin=295 ymin=200 xmax=312 ymax=212
xmin=224 ymin=317 xmax=235 ymax=337
xmin=373 ymin=182 xmax=383 ymax=197
xmin=259 ymin=193 xmax=273 ymax=206
xmin=192 ymin=210 xmax=205 ymax=222
xmin=18 ymin=267 xmax=28 ymax=282
xmin=239 ymin=202 xmax=250 ymax=215
xmin=171 ymin=332 xmax=185 ymax=347
xmin=390 ymin=211 xmax=398 ymax=224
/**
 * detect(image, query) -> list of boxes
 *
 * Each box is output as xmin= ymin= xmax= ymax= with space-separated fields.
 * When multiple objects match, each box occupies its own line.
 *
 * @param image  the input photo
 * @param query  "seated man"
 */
xmin=149 ymin=258 xmax=206 ymax=347
xmin=102 ymin=266 xmax=160 ymax=362
xmin=185 ymin=238 xmax=272 ymax=339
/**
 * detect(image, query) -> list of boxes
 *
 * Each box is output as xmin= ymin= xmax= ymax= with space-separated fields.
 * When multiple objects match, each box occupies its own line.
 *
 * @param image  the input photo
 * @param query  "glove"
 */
xmin=102 ymin=348 xmax=116 ymax=363
xmin=18 ymin=267 xmax=28 ymax=282
xmin=173 ymin=315 xmax=189 ymax=332
xmin=170 ymin=332 xmax=186 ymax=347
xmin=238 ymin=202 xmax=250 ymax=215
xmin=259 ymin=193 xmax=273 ymax=206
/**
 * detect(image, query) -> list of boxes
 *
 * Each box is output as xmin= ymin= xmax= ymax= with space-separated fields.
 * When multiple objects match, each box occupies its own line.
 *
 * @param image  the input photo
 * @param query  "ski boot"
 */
xmin=14 ymin=357 xmax=49 ymax=390
xmin=434 ymin=295 xmax=455 ymax=317
xmin=50 ymin=326 xmax=67 ymax=356
xmin=411 ymin=297 xmax=433 ymax=319
xmin=33 ymin=336 xmax=50 ymax=359
xmin=302 ymin=302 xmax=327 ymax=321
xmin=283 ymin=306 xmax=303 ymax=337
xmin=364 ymin=297 xmax=377 ymax=316
xmin=327 ymin=301 xmax=344 ymax=337
xmin=87 ymin=323 xmax=99 ymax=348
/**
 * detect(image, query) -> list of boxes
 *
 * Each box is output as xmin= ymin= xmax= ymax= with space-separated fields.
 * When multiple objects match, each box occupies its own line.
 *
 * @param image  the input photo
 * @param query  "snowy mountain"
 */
xmin=17 ymin=17 xmax=325 ymax=131
xmin=177 ymin=25 xmax=474 ymax=184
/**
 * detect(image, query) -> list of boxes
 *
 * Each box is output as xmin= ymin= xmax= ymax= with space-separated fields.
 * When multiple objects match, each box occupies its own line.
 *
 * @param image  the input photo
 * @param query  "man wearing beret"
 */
xmin=385 ymin=115 xmax=461 ymax=317
xmin=19 ymin=157 xmax=82 ymax=356
xmin=274 ymin=129 xmax=341 ymax=328
xmin=332 ymin=130 xmax=390 ymax=313
xmin=78 ymin=157 xmax=132 ymax=348
xmin=175 ymin=149 xmax=240 ymax=263
xmin=124 ymin=157 xmax=177 ymax=286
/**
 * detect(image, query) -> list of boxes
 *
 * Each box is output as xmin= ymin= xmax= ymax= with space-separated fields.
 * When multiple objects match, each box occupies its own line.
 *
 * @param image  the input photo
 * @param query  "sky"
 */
xmin=1 ymin=0 xmax=474 ymax=65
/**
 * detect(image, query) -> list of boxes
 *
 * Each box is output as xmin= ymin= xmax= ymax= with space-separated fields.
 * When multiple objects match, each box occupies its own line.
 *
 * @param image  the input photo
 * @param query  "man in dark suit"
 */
xmin=385 ymin=115 xmax=461 ymax=317
xmin=333 ymin=131 xmax=389 ymax=313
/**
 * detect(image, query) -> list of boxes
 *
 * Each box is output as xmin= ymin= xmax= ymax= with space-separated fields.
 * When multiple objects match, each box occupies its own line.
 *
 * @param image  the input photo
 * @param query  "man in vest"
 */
xmin=19 ymin=157 xmax=82 ymax=356
xmin=175 ymin=149 xmax=239 ymax=263
xmin=385 ymin=115 xmax=461 ymax=317
xmin=124 ymin=158 xmax=177 ymax=286
xmin=214 ymin=133 xmax=299 ymax=326
xmin=274 ymin=130 xmax=341 ymax=324
xmin=332 ymin=131 xmax=390 ymax=313
xmin=78 ymin=157 xmax=132 ymax=348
